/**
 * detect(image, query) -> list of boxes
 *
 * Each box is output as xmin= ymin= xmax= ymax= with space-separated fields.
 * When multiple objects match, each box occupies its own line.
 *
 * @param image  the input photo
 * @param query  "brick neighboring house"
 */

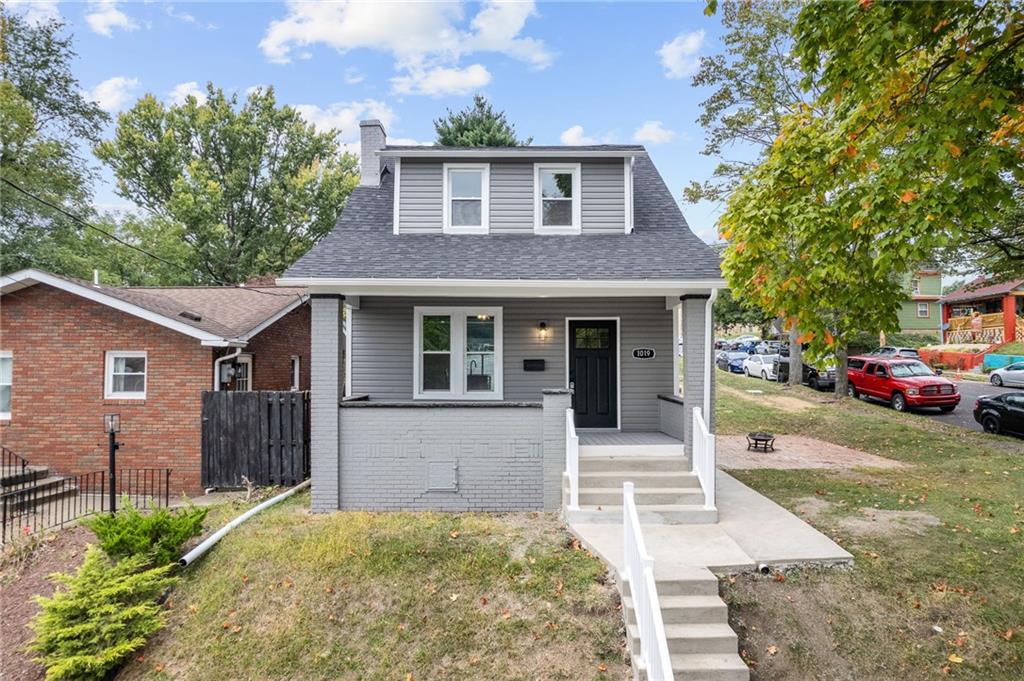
xmin=0 ymin=269 xmax=310 ymax=494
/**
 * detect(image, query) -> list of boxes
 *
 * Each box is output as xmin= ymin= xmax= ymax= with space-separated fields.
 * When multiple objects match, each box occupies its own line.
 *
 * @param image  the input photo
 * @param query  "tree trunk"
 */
xmin=834 ymin=344 xmax=849 ymax=398
xmin=787 ymin=325 xmax=803 ymax=387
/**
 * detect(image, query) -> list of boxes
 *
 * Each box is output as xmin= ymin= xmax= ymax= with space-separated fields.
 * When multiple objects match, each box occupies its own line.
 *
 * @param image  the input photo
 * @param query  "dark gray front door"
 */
xmin=569 ymin=320 xmax=618 ymax=428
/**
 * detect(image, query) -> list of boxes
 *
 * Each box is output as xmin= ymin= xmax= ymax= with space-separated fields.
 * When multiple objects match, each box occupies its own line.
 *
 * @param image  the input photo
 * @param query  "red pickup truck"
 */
xmin=847 ymin=356 xmax=960 ymax=413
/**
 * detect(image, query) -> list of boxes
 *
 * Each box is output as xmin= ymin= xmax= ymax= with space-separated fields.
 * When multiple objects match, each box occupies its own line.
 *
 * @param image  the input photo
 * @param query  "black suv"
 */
xmin=973 ymin=393 xmax=1024 ymax=437
xmin=773 ymin=359 xmax=836 ymax=391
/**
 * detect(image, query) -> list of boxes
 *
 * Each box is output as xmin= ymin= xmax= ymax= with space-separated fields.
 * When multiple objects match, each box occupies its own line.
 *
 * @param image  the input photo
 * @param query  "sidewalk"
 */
xmin=571 ymin=471 xmax=852 ymax=574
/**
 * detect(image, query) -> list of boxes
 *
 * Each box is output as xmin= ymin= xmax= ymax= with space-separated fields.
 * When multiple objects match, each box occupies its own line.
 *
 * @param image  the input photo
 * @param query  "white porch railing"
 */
xmin=623 ymin=481 xmax=674 ymax=681
xmin=565 ymin=408 xmax=580 ymax=511
xmin=691 ymin=407 xmax=716 ymax=510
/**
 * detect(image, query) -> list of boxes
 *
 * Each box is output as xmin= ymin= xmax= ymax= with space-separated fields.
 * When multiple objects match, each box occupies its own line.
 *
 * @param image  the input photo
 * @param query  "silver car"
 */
xmin=990 ymin=362 xmax=1024 ymax=387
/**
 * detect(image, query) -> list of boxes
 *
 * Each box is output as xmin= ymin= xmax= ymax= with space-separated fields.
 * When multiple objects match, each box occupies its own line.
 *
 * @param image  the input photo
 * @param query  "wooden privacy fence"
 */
xmin=201 ymin=391 xmax=310 ymax=489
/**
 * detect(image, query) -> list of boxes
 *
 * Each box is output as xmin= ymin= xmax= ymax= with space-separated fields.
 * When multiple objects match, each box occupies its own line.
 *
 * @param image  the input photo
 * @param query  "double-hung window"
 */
xmin=0 ymin=351 xmax=11 ymax=419
xmin=105 ymin=351 xmax=147 ymax=400
xmin=534 ymin=163 xmax=581 ymax=234
xmin=414 ymin=307 xmax=503 ymax=400
xmin=917 ymin=302 xmax=930 ymax=318
xmin=443 ymin=163 xmax=489 ymax=233
xmin=233 ymin=355 xmax=253 ymax=391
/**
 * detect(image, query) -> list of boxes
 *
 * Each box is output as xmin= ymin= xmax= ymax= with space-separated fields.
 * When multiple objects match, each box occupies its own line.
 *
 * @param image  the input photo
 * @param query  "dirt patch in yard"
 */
xmin=0 ymin=525 xmax=94 ymax=681
xmin=719 ymin=435 xmax=908 ymax=470
xmin=718 ymin=384 xmax=822 ymax=413
xmin=724 ymin=569 xmax=916 ymax=681
xmin=794 ymin=497 xmax=940 ymax=539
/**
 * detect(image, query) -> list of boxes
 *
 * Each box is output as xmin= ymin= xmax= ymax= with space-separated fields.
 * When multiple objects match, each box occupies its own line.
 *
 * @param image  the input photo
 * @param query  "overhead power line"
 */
xmin=1 ymin=176 xmax=300 ymax=298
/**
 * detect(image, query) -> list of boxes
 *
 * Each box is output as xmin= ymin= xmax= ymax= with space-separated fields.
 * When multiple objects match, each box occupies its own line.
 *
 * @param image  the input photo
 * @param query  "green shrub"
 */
xmin=30 ymin=546 xmax=177 ymax=681
xmin=84 ymin=497 xmax=207 ymax=565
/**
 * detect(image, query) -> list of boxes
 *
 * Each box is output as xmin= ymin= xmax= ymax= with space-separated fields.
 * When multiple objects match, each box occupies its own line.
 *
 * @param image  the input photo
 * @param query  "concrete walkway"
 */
xmin=571 ymin=471 xmax=852 ymax=574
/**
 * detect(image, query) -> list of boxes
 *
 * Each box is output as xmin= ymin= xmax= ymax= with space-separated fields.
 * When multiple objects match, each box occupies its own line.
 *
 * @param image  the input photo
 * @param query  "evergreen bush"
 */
xmin=84 ymin=497 xmax=207 ymax=565
xmin=29 ymin=546 xmax=177 ymax=681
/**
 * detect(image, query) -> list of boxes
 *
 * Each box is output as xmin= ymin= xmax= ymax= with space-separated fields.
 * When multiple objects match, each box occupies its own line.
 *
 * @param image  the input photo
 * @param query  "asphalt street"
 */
xmin=903 ymin=378 xmax=1019 ymax=433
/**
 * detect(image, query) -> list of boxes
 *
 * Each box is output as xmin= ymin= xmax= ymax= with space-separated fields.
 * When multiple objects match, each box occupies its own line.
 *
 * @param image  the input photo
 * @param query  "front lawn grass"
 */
xmin=120 ymin=498 xmax=626 ymax=681
xmin=714 ymin=370 xmax=1024 ymax=680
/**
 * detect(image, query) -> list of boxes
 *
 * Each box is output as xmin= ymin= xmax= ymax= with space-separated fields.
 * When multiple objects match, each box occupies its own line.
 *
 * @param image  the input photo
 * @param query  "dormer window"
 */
xmin=443 ymin=163 xmax=489 ymax=234
xmin=534 ymin=163 xmax=581 ymax=234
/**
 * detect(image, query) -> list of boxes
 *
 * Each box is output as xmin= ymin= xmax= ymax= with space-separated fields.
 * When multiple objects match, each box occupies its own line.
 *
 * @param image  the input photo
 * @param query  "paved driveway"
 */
xmin=918 ymin=379 xmax=1019 ymax=432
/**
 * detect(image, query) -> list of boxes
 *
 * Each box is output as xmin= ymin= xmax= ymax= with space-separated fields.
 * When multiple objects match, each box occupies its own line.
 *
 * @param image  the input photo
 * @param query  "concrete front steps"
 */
xmin=1 ymin=464 xmax=78 ymax=512
xmin=622 ymin=568 xmax=749 ymax=681
xmin=566 ymin=446 xmax=717 ymax=525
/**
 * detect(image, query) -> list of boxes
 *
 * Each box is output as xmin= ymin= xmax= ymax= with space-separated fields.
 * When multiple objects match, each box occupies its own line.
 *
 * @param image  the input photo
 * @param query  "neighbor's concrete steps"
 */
xmin=623 ymin=568 xmax=749 ymax=681
xmin=565 ymin=446 xmax=717 ymax=525
xmin=1 ymin=464 xmax=78 ymax=511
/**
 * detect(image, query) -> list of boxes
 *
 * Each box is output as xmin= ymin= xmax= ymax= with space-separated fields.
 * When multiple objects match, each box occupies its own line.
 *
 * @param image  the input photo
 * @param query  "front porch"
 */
xmin=307 ymin=291 xmax=718 ymax=513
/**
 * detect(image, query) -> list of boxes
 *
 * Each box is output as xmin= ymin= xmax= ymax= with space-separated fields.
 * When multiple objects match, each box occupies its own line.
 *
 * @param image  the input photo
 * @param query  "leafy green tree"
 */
xmin=434 ymin=95 xmax=530 ymax=147
xmin=95 ymin=84 xmax=359 ymax=284
xmin=688 ymin=0 xmax=810 ymax=383
xmin=714 ymin=288 xmax=775 ymax=338
xmin=0 ymin=10 xmax=108 ymax=275
xmin=941 ymin=190 xmax=1023 ymax=281
xmin=716 ymin=0 xmax=1024 ymax=396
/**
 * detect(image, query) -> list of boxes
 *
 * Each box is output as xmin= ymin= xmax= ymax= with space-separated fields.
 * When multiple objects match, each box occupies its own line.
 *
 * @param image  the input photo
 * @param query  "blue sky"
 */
xmin=12 ymin=0 xmax=744 ymax=242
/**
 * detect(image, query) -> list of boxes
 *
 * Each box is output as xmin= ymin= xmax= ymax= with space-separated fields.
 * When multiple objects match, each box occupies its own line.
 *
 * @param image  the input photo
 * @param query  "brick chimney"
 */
xmin=359 ymin=119 xmax=386 ymax=186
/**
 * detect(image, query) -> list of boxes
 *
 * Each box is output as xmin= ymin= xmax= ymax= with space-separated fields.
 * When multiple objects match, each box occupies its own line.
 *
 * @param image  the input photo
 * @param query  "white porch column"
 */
xmin=310 ymin=294 xmax=343 ymax=512
xmin=679 ymin=294 xmax=714 ymax=451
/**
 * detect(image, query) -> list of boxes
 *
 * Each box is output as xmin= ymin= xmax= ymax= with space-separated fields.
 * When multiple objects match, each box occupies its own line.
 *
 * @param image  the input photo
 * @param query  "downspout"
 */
xmin=213 ymin=347 xmax=242 ymax=391
xmin=703 ymin=289 xmax=719 ymax=421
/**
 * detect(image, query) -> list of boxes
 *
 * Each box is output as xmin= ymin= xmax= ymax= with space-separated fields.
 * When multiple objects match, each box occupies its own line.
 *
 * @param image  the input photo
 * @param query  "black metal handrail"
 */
xmin=1 ymin=468 xmax=172 ymax=544
xmin=1 ymin=445 xmax=31 ymax=494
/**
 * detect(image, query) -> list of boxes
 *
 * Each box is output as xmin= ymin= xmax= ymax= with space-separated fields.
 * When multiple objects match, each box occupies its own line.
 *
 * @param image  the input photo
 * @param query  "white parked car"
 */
xmin=743 ymin=354 xmax=780 ymax=380
xmin=990 ymin=362 xmax=1024 ymax=387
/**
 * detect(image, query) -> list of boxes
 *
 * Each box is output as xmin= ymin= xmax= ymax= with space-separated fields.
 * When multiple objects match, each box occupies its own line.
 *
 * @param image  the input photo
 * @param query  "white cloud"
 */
xmin=343 ymin=66 xmax=365 ymax=85
xmin=658 ymin=29 xmax=704 ymax=79
xmin=168 ymin=81 xmax=208 ymax=105
xmin=85 ymin=1 xmax=138 ymax=37
xmin=391 ymin=64 xmax=490 ymax=97
xmin=86 ymin=76 xmax=139 ymax=113
xmin=260 ymin=0 xmax=552 ymax=96
xmin=560 ymin=125 xmax=596 ymax=146
xmin=7 ymin=0 xmax=61 ymax=24
xmin=294 ymin=98 xmax=395 ymax=137
xmin=165 ymin=4 xmax=216 ymax=30
xmin=633 ymin=120 xmax=677 ymax=145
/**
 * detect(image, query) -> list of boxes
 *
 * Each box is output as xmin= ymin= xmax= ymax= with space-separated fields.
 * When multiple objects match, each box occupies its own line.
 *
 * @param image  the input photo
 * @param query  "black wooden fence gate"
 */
xmin=201 ymin=391 xmax=310 ymax=489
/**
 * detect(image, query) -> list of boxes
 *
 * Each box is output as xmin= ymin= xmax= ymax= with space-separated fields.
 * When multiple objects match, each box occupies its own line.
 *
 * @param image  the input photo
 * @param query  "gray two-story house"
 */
xmin=279 ymin=120 xmax=724 ymax=519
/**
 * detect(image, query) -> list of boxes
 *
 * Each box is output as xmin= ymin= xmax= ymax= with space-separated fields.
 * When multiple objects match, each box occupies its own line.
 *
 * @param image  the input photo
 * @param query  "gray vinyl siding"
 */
xmin=581 ymin=160 xmax=626 ymax=234
xmin=395 ymin=158 xmax=626 ymax=234
xmin=398 ymin=160 xmax=443 ymax=233
xmin=350 ymin=297 xmax=673 ymax=431
xmin=490 ymin=162 xmax=533 ymax=233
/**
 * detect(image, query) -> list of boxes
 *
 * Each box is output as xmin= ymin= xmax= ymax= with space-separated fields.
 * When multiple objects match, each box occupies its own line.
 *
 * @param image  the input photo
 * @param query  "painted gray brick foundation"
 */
xmin=658 ymin=394 xmax=686 ymax=442
xmin=338 ymin=405 xmax=545 ymax=511
xmin=680 ymin=297 xmax=711 ymax=451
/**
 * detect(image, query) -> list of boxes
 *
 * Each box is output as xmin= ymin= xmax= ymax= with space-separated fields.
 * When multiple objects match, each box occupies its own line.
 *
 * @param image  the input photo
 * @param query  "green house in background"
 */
xmin=897 ymin=266 xmax=942 ymax=339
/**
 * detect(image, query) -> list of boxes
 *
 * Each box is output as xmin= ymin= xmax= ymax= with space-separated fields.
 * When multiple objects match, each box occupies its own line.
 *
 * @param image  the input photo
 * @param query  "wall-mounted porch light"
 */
xmin=538 ymin=320 xmax=549 ymax=339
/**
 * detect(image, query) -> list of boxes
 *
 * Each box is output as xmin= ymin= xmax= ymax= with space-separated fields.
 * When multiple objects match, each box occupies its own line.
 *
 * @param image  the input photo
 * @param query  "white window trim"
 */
xmin=392 ymin=157 xmax=401 ymax=235
xmin=413 ymin=306 xmax=503 ymax=400
xmin=0 ymin=350 xmax=11 ymax=420
xmin=442 ymin=163 xmax=490 ymax=234
xmin=290 ymin=355 xmax=301 ymax=391
xmin=234 ymin=354 xmax=253 ymax=391
xmin=104 ymin=351 xmax=148 ymax=400
xmin=534 ymin=162 xmax=582 ymax=234
xmin=917 ymin=302 xmax=930 ymax=318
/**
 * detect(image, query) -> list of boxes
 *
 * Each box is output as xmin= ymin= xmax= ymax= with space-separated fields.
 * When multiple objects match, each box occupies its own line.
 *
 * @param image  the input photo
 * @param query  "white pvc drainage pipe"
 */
xmin=178 ymin=479 xmax=311 ymax=567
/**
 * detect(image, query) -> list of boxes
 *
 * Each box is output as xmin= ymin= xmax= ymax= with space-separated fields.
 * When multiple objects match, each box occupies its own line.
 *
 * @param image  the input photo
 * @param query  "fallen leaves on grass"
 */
xmin=947 ymin=653 xmax=964 ymax=664
xmin=766 ymin=645 xmax=779 ymax=656
xmin=1001 ymin=628 xmax=1014 ymax=641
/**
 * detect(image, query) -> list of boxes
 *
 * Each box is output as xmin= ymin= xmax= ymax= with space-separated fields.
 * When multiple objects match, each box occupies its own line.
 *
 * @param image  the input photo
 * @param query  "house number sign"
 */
xmin=632 ymin=347 xmax=656 ymax=360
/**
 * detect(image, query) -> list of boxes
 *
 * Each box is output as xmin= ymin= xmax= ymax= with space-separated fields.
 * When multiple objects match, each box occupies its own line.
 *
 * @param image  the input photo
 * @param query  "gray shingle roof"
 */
xmin=380 ymin=144 xmax=646 ymax=153
xmin=285 ymin=155 xmax=722 ymax=282
xmin=2 ymin=269 xmax=306 ymax=339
